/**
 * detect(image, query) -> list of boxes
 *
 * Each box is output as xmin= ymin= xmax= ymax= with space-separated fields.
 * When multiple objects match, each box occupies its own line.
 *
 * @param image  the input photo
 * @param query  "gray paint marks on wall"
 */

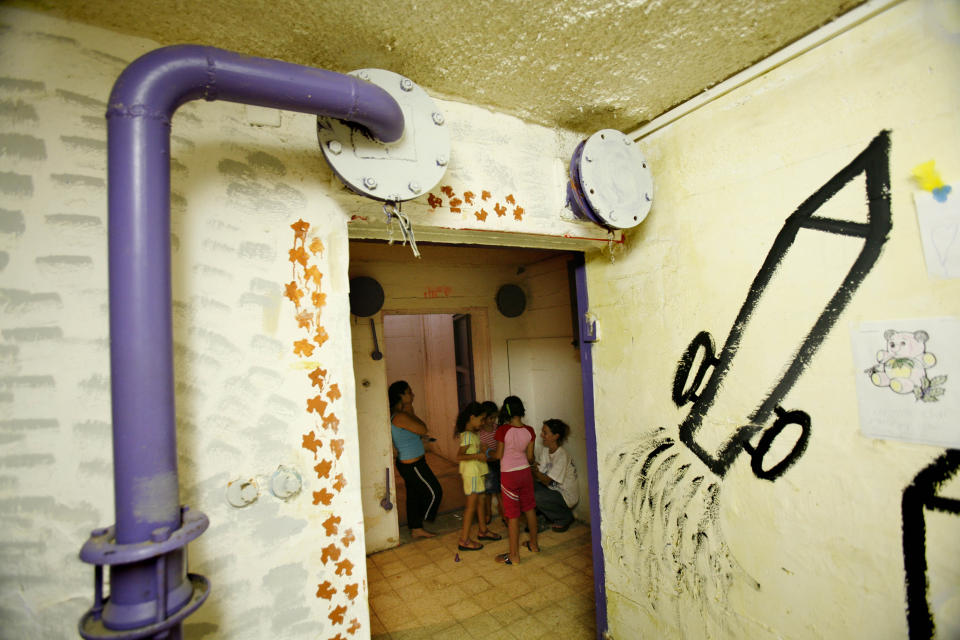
xmin=218 ymin=158 xmax=254 ymax=180
xmin=171 ymin=191 xmax=187 ymax=209
xmin=0 ymin=171 xmax=33 ymax=196
xmin=0 ymin=133 xmax=46 ymax=160
xmin=0 ymin=419 xmax=58 ymax=432
xmin=0 ymin=475 xmax=18 ymax=490
xmin=83 ymin=49 xmax=128 ymax=67
xmin=49 ymin=173 xmax=104 ymax=188
xmin=0 ymin=540 xmax=47 ymax=557
xmin=78 ymin=374 xmax=110 ymax=392
xmin=0 ymin=433 xmax=24 ymax=445
xmin=171 ymin=134 xmax=195 ymax=150
xmin=78 ymin=459 xmax=111 ymax=476
xmin=0 ymin=78 xmax=45 ymax=93
xmin=55 ymin=89 xmax=105 ymax=110
xmin=80 ymin=115 xmax=106 ymax=130
xmin=201 ymin=238 xmax=236 ymax=256
xmin=0 ymin=208 xmax=25 ymax=235
xmin=0 ymin=391 xmax=13 ymax=403
xmin=265 ymin=394 xmax=299 ymax=420
xmin=0 ymin=251 xmax=8 ymax=271
xmin=45 ymin=213 xmax=102 ymax=229
xmin=61 ymin=135 xmax=106 ymax=154
xmin=1 ymin=288 xmax=63 ymax=314
xmin=250 ymin=334 xmax=284 ymax=358
xmin=247 ymin=151 xmax=286 ymax=176
xmin=0 ymin=454 xmax=56 ymax=468
xmin=238 ymin=242 xmax=276 ymax=262
xmin=1 ymin=327 xmax=63 ymax=342
xmin=0 ymin=375 xmax=54 ymax=389
xmin=27 ymin=31 xmax=78 ymax=47
xmin=0 ymin=99 xmax=39 ymax=123
xmin=73 ymin=419 xmax=110 ymax=437
xmin=171 ymin=157 xmax=188 ymax=174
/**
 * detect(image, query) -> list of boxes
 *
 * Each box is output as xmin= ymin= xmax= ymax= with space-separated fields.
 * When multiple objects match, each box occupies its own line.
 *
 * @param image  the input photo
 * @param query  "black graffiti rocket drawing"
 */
xmin=673 ymin=130 xmax=892 ymax=480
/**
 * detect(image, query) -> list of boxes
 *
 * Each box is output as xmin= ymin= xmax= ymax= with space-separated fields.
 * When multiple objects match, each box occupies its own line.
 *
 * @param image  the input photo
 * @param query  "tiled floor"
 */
xmin=366 ymin=515 xmax=597 ymax=639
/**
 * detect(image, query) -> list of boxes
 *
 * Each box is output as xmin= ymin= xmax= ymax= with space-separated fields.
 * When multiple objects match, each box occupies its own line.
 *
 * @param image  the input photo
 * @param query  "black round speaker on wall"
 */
xmin=496 ymin=284 xmax=526 ymax=318
xmin=349 ymin=276 xmax=384 ymax=317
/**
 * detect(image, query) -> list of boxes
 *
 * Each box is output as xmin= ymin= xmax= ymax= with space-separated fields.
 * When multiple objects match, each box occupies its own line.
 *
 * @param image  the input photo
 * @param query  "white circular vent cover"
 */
xmin=577 ymin=129 xmax=653 ymax=229
xmin=317 ymin=68 xmax=450 ymax=202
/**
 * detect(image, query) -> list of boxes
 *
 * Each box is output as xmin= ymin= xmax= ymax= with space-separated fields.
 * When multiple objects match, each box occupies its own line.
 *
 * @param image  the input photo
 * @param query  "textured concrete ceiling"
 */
xmin=12 ymin=0 xmax=864 ymax=134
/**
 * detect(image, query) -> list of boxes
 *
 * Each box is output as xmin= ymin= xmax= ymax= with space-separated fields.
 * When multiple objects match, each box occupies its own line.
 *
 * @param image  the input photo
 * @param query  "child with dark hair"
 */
xmin=454 ymin=402 xmax=501 ymax=551
xmin=533 ymin=419 xmax=579 ymax=532
xmin=478 ymin=401 xmax=500 ymax=525
xmin=493 ymin=396 xmax=539 ymax=564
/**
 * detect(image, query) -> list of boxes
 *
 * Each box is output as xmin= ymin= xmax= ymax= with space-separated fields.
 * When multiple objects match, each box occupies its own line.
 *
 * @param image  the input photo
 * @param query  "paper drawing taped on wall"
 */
xmin=673 ymin=130 xmax=892 ymax=481
xmin=866 ymin=329 xmax=947 ymax=402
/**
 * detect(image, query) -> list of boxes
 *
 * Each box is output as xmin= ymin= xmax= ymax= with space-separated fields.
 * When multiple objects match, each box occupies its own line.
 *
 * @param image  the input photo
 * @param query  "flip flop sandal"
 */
xmin=523 ymin=541 xmax=540 ymax=553
xmin=551 ymin=522 xmax=571 ymax=532
xmin=478 ymin=530 xmax=502 ymax=541
xmin=457 ymin=541 xmax=483 ymax=551
xmin=495 ymin=553 xmax=513 ymax=565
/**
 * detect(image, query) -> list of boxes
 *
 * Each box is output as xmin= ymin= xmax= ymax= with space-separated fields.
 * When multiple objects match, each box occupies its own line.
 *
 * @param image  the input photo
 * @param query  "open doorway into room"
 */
xmin=349 ymin=239 xmax=600 ymax=638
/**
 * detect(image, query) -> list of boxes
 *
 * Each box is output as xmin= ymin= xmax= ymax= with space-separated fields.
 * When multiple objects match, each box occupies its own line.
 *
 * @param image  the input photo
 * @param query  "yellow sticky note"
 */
xmin=911 ymin=160 xmax=945 ymax=191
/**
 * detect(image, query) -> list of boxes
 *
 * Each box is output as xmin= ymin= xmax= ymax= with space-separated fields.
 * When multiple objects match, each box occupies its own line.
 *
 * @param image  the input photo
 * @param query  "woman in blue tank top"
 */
xmin=389 ymin=380 xmax=443 ymax=538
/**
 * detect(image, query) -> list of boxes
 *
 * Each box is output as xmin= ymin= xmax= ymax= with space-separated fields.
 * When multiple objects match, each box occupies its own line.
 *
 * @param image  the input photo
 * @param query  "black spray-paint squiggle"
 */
xmin=674 ymin=131 xmax=892 ymax=480
xmin=902 ymin=449 xmax=960 ymax=640
xmin=606 ymin=435 xmax=761 ymax=637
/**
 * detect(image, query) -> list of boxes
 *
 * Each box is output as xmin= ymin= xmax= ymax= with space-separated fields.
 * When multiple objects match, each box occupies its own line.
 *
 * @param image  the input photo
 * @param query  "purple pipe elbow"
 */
xmin=102 ymin=45 xmax=405 ymax=633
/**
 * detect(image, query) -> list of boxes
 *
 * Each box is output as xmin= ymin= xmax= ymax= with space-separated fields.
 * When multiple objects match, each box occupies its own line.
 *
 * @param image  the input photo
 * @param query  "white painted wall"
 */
xmin=588 ymin=1 xmax=960 ymax=637
xmin=0 ymin=7 xmax=589 ymax=638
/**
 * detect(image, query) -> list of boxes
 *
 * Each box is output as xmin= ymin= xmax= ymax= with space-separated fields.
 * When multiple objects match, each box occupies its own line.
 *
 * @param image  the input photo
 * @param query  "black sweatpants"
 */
xmin=395 ymin=456 xmax=442 ymax=530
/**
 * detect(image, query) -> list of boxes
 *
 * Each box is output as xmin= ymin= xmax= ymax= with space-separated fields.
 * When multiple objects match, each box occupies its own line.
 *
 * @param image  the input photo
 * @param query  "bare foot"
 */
xmin=411 ymin=528 xmax=435 ymax=538
xmin=523 ymin=541 xmax=540 ymax=553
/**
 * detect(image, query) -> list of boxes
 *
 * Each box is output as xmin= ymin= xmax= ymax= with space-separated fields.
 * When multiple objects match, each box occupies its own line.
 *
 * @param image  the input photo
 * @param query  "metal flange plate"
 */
xmin=317 ymin=68 xmax=450 ymax=202
xmin=576 ymin=129 xmax=653 ymax=229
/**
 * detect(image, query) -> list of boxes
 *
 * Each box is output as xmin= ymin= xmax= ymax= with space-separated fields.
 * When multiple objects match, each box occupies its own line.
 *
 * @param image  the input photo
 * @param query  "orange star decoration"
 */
xmin=321 ymin=543 xmax=341 ymax=565
xmin=341 ymin=529 xmax=356 ymax=547
xmin=335 ymin=559 xmax=354 ymax=576
xmin=291 ymin=218 xmax=310 ymax=243
xmin=328 ymin=605 xmax=347 ymax=626
xmin=463 ymin=191 xmax=475 ymax=205
xmin=481 ymin=190 xmax=491 ymax=200
xmin=328 ymin=633 xmax=346 ymax=640
xmin=313 ymin=488 xmax=334 ymax=506
xmin=285 ymin=281 xmax=304 ymax=307
xmin=308 ymin=367 xmax=327 ymax=389
xmin=313 ymin=326 xmax=329 ymax=348
xmin=311 ymin=292 xmax=327 ymax=309
xmin=440 ymin=185 xmax=454 ymax=198
xmin=304 ymin=265 xmax=323 ymax=287
xmin=475 ymin=209 xmax=488 ymax=222
xmin=309 ymin=237 xmax=324 ymax=255
xmin=316 ymin=581 xmax=336 ymax=600
xmin=513 ymin=206 xmax=525 ymax=220
xmin=427 ymin=193 xmax=442 ymax=210
xmin=326 ymin=383 xmax=341 ymax=401
xmin=288 ymin=246 xmax=308 ymax=267
xmin=293 ymin=339 xmax=314 ymax=357
xmin=322 ymin=514 xmax=341 ymax=536
xmin=314 ymin=459 xmax=333 ymax=478
xmin=448 ymin=197 xmax=462 ymax=213
xmin=322 ymin=413 xmax=340 ymax=432
xmin=333 ymin=473 xmax=347 ymax=492
xmin=307 ymin=395 xmax=327 ymax=416
xmin=302 ymin=431 xmax=322 ymax=457
xmin=494 ymin=203 xmax=506 ymax=217
xmin=505 ymin=194 xmax=516 ymax=205
xmin=330 ymin=439 xmax=345 ymax=459
xmin=296 ymin=310 xmax=313 ymax=330
xmin=348 ymin=618 xmax=361 ymax=634
xmin=344 ymin=584 xmax=359 ymax=601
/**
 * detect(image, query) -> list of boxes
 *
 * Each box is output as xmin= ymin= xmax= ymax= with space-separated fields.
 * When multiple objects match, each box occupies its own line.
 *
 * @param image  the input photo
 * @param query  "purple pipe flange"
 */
xmin=83 ymin=45 xmax=406 ymax=638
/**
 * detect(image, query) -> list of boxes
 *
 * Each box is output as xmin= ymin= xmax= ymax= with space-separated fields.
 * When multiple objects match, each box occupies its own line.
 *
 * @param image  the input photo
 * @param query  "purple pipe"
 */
xmin=101 ymin=45 xmax=404 ymax=633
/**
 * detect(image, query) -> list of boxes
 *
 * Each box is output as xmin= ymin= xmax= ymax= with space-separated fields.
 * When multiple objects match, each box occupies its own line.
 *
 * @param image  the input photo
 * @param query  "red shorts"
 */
xmin=500 ymin=468 xmax=535 ymax=519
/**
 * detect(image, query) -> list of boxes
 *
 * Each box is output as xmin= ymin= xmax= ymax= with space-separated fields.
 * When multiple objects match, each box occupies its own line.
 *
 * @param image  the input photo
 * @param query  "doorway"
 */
xmin=348 ymin=239 xmax=602 ymax=636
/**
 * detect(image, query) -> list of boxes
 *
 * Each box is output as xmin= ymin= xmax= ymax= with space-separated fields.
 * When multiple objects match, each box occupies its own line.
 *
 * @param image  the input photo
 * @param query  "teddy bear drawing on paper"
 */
xmin=866 ymin=329 xmax=947 ymax=401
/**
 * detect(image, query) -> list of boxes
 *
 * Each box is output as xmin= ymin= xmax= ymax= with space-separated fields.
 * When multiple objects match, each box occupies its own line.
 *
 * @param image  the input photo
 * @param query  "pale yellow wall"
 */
xmin=587 ymin=1 xmax=960 ymax=638
xmin=0 ymin=7 xmax=588 ymax=638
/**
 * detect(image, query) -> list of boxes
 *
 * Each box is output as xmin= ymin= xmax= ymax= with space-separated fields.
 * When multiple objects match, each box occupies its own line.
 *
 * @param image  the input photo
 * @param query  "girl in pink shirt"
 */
xmin=493 ymin=396 xmax=539 ymax=565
